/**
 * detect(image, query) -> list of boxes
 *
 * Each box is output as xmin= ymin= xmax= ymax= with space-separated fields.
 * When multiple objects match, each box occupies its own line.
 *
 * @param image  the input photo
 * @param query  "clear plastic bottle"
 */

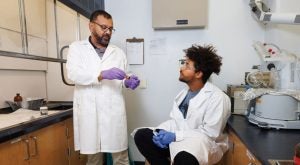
xmin=14 ymin=93 xmax=23 ymax=107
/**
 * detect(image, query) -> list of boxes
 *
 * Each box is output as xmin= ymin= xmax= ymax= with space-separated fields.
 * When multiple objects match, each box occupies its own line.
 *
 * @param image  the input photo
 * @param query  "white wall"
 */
xmin=105 ymin=0 xmax=265 ymax=161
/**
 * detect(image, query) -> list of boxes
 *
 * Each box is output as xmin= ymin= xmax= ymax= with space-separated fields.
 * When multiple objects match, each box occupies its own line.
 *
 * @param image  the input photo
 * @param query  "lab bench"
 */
xmin=0 ymin=103 xmax=87 ymax=165
xmin=226 ymin=115 xmax=300 ymax=165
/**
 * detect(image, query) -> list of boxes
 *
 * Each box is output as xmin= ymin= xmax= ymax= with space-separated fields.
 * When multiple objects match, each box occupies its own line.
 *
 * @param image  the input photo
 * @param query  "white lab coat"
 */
xmin=157 ymin=82 xmax=231 ymax=165
xmin=66 ymin=39 xmax=128 ymax=154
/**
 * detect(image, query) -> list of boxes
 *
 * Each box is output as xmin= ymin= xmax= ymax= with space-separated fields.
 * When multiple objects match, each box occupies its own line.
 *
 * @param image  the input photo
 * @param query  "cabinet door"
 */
xmin=0 ymin=136 xmax=30 ymax=165
xmin=24 ymin=0 xmax=47 ymax=56
xmin=230 ymin=130 xmax=262 ymax=165
xmin=0 ymin=0 xmax=21 ymax=32
xmin=66 ymin=118 xmax=87 ymax=165
xmin=29 ymin=121 xmax=68 ymax=165
xmin=224 ymin=130 xmax=234 ymax=165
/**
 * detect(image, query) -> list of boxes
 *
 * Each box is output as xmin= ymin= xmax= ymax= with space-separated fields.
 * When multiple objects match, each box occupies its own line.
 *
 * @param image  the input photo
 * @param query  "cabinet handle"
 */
xmin=23 ymin=139 xmax=30 ymax=160
xmin=10 ymin=138 xmax=22 ymax=144
xmin=30 ymin=136 xmax=38 ymax=157
xmin=66 ymin=127 xmax=69 ymax=138
xmin=228 ymin=140 xmax=234 ymax=153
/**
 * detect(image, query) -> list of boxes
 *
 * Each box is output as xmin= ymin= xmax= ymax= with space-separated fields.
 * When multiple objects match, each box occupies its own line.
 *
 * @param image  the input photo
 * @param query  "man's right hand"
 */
xmin=152 ymin=134 xmax=168 ymax=149
xmin=100 ymin=67 xmax=126 ymax=80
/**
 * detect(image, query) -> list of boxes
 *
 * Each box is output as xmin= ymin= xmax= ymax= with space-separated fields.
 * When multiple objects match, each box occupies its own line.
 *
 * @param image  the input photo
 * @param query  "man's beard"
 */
xmin=179 ymin=77 xmax=188 ymax=83
xmin=94 ymin=32 xmax=111 ymax=47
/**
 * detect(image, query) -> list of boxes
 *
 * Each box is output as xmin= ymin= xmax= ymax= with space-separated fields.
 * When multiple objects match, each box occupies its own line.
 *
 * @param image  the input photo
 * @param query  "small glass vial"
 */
xmin=40 ymin=106 xmax=48 ymax=115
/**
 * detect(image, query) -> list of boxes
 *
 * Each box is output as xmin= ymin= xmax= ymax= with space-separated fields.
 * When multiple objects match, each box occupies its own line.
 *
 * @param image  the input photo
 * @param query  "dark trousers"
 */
xmin=134 ymin=128 xmax=199 ymax=165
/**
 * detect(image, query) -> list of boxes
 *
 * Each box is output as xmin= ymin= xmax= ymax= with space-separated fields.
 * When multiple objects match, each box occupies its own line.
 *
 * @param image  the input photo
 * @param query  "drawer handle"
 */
xmin=30 ymin=136 xmax=38 ymax=157
xmin=23 ymin=139 xmax=30 ymax=160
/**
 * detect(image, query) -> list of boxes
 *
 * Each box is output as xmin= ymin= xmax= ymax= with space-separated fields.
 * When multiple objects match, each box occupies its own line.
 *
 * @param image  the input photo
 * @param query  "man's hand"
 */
xmin=152 ymin=132 xmax=168 ymax=148
xmin=152 ymin=129 xmax=175 ymax=148
xmin=101 ymin=67 xmax=126 ymax=80
xmin=157 ymin=130 xmax=176 ymax=145
xmin=124 ymin=75 xmax=140 ymax=90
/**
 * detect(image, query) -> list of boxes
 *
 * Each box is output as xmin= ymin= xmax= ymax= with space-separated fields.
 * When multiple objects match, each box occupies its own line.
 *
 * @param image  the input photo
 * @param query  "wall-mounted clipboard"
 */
xmin=126 ymin=37 xmax=144 ymax=65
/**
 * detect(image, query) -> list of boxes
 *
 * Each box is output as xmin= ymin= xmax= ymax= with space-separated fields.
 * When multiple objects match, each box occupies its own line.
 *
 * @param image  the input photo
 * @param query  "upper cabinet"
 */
xmin=0 ymin=1 xmax=21 ymax=31
xmin=0 ymin=0 xmax=22 ymax=53
xmin=56 ymin=1 xmax=78 ymax=51
xmin=0 ymin=0 xmax=47 ymax=57
xmin=24 ymin=0 xmax=47 ymax=39
xmin=24 ymin=0 xmax=47 ymax=56
xmin=79 ymin=15 xmax=90 ymax=40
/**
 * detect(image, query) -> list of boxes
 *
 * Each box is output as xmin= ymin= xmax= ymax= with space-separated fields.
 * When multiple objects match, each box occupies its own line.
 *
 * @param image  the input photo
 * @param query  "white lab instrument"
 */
xmin=249 ymin=0 xmax=300 ymax=25
xmin=248 ymin=93 xmax=300 ymax=129
xmin=246 ymin=42 xmax=300 ymax=129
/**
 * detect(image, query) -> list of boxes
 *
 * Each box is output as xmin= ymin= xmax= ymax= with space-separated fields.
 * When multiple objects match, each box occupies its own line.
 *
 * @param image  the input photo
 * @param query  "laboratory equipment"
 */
xmin=246 ymin=41 xmax=300 ymax=129
xmin=227 ymin=85 xmax=248 ymax=115
xmin=249 ymin=0 xmax=300 ymax=24
xmin=247 ymin=94 xmax=300 ymax=129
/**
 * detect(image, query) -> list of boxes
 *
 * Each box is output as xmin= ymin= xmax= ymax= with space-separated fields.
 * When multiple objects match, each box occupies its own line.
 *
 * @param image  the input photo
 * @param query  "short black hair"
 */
xmin=89 ymin=10 xmax=112 ymax=22
xmin=184 ymin=45 xmax=222 ymax=83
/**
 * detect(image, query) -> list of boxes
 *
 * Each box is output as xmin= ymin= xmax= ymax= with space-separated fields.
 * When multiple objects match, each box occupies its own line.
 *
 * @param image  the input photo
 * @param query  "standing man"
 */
xmin=134 ymin=45 xmax=231 ymax=165
xmin=66 ymin=10 xmax=140 ymax=165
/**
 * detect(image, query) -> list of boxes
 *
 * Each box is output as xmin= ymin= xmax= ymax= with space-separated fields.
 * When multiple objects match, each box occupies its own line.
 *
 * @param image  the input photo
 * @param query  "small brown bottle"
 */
xmin=14 ymin=93 xmax=23 ymax=106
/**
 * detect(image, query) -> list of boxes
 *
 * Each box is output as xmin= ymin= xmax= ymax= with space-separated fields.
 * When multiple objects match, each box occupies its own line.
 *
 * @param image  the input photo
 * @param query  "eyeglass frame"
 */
xmin=92 ymin=21 xmax=115 ymax=33
xmin=179 ymin=59 xmax=196 ymax=70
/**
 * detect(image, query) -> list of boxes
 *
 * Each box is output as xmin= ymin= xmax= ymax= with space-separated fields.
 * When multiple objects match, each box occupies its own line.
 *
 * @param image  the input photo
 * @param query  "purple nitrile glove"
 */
xmin=157 ymin=130 xmax=176 ymax=145
xmin=101 ymin=67 xmax=126 ymax=80
xmin=124 ymin=75 xmax=140 ymax=90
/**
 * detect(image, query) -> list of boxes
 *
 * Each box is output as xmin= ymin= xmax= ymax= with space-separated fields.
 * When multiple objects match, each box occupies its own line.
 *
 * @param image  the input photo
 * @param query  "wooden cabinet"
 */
xmin=29 ymin=121 xmax=68 ymax=165
xmin=0 ymin=121 xmax=67 ymax=165
xmin=0 ymin=118 xmax=87 ymax=165
xmin=225 ymin=129 xmax=262 ymax=165
xmin=0 ymin=135 xmax=30 ymax=165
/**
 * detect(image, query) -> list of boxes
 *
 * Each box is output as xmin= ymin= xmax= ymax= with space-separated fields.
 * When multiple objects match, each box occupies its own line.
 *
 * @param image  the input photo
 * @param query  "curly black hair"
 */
xmin=89 ymin=10 xmax=112 ymax=22
xmin=184 ymin=44 xmax=222 ymax=83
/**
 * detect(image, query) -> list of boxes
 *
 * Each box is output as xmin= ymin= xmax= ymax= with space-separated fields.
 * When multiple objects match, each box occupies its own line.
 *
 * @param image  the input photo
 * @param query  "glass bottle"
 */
xmin=14 ymin=93 xmax=23 ymax=107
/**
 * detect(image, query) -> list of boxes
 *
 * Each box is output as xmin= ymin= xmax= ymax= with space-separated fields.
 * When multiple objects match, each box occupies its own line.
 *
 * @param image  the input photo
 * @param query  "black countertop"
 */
xmin=227 ymin=115 xmax=300 ymax=165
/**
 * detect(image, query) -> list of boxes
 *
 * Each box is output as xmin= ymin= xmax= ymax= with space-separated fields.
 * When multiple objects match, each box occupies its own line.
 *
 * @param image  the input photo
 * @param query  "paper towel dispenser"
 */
xmin=152 ymin=0 xmax=207 ymax=29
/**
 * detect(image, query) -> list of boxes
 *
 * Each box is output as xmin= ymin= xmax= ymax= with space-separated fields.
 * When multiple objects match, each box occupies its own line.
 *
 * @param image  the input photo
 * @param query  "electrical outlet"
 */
xmin=139 ymin=79 xmax=147 ymax=89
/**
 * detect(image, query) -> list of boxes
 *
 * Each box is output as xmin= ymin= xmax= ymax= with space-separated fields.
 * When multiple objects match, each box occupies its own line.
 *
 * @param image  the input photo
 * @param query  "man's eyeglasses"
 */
xmin=92 ymin=22 xmax=115 ymax=33
xmin=179 ymin=59 xmax=195 ymax=70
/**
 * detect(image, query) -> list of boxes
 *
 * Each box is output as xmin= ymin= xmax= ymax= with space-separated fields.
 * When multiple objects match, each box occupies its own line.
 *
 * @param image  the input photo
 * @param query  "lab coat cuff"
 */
xmin=175 ymin=131 xmax=184 ymax=141
xmin=93 ymin=75 xmax=101 ymax=85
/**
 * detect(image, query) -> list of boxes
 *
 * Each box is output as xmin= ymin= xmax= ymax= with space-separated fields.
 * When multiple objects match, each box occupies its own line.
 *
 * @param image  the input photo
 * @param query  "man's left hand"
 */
xmin=157 ymin=130 xmax=176 ymax=145
xmin=125 ymin=75 xmax=140 ymax=90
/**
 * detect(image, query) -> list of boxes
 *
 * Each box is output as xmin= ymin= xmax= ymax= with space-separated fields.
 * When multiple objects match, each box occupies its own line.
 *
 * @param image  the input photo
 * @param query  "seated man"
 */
xmin=134 ymin=44 xmax=231 ymax=165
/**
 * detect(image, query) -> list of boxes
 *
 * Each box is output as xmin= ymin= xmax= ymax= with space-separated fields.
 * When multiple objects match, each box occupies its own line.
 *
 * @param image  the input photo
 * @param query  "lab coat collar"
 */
xmin=175 ymin=82 xmax=214 ymax=119
xmin=175 ymin=82 xmax=214 ymax=103
xmin=81 ymin=38 xmax=116 ymax=63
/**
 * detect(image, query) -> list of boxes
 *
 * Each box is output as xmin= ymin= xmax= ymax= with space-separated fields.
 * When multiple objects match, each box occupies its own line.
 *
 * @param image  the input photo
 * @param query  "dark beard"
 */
xmin=179 ymin=77 xmax=188 ymax=83
xmin=96 ymin=35 xmax=110 ymax=47
xmin=93 ymin=32 xmax=110 ymax=47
